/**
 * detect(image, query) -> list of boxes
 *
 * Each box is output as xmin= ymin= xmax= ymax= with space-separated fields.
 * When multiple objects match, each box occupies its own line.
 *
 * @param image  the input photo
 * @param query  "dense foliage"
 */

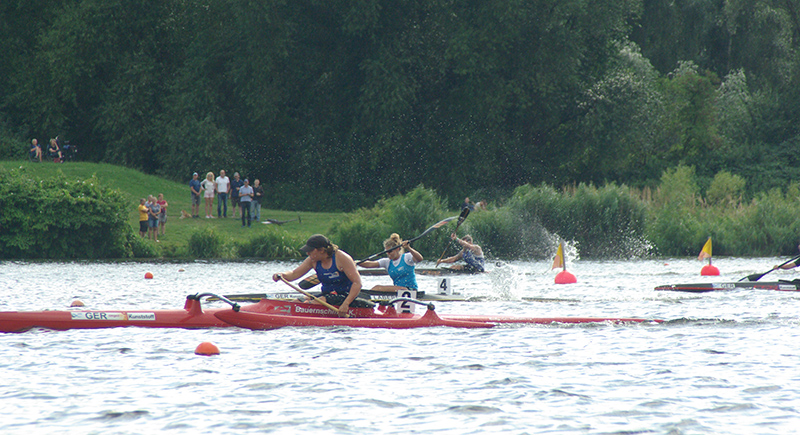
xmin=647 ymin=166 xmax=800 ymax=257
xmin=330 ymin=186 xmax=453 ymax=260
xmin=333 ymin=181 xmax=800 ymax=260
xmin=0 ymin=167 xmax=134 ymax=258
xmin=329 ymin=185 xmax=649 ymax=260
xmin=237 ymin=229 xmax=304 ymax=259
xmin=4 ymin=1 xmax=800 ymax=210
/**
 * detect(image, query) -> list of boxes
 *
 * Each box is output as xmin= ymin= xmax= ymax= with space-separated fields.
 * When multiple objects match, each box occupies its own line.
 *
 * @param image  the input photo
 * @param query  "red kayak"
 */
xmin=215 ymin=299 xmax=662 ymax=330
xmin=1 ymin=294 xmax=661 ymax=333
xmin=0 ymin=295 xmax=234 ymax=333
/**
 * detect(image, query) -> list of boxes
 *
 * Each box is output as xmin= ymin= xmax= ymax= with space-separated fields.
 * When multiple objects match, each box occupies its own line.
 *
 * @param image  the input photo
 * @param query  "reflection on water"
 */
xmin=2 ymin=258 xmax=800 ymax=434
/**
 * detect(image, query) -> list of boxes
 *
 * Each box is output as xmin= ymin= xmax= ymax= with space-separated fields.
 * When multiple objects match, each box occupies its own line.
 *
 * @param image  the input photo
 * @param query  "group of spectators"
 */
xmin=137 ymin=194 xmax=169 ymax=242
xmin=29 ymin=137 xmax=73 ymax=163
xmin=461 ymin=197 xmax=488 ymax=212
xmin=189 ymin=170 xmax=263 ymax=227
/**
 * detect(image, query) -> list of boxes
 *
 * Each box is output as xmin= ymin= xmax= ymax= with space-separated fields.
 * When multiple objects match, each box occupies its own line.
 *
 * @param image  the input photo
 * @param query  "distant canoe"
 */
xmin=358 ymin=268 xmax=485 ymax=276
xmin=206 ymin=289 xmax=467 ymax=303
xmin=654 ymin=280 xmax=800 ymax=293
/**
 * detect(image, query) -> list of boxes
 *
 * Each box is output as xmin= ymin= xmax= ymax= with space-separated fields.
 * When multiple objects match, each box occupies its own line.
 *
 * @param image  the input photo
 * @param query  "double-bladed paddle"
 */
xmin=739 ymin=254 xmax=800 ymax=282
xmin=435 ymin=207 xmax=471 ymax=267
xmin=297 ymin=208 xmax=470 ymax=290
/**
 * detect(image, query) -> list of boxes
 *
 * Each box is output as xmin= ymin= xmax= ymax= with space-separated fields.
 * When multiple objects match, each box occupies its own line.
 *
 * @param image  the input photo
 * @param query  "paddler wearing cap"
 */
xmin=273 ymin=234 xmax=363 ymax=316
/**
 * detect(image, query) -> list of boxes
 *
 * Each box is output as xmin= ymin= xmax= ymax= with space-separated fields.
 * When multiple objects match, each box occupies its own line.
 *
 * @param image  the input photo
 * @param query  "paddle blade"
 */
xmin=743 ymin=273 xmax=765 ymax=282
xmin=299 ymin=274 xmax=320 ymax=289
xmin=457 ymin=206 xmax=470 ymax=223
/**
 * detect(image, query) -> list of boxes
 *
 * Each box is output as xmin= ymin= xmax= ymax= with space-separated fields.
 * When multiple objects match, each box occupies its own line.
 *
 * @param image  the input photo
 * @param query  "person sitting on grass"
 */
xmin=30 ymin=139 xmax=42 ymax=162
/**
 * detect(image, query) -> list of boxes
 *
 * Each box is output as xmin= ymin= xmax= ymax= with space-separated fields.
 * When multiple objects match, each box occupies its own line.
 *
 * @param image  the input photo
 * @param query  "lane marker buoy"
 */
xmin=195 ymin=342 xmax=220 ymax=356
xmin=555 ymin=269 xmax=577 ymax=284
xmin=145 ymin=272 xmax=154 ymax=279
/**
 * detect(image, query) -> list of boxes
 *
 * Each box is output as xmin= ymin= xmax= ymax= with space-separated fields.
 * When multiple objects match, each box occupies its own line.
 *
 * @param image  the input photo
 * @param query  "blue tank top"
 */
xmin=315 ymin=253 xmax=353 ymax=295
xmin=463 ymin=249 xmax=485 ymax=272
xmin=387 ymin=253 xmax=418 ymax=290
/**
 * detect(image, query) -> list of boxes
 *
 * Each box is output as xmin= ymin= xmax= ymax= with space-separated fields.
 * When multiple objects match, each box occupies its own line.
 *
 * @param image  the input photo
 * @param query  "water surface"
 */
xmin=2 ymin=258 xmax=799 ymax=434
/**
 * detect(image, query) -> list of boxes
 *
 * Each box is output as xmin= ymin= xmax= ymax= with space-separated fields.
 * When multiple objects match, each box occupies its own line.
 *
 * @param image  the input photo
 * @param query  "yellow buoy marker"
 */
xmin=195 ymin=342 xmax=220 ymax=356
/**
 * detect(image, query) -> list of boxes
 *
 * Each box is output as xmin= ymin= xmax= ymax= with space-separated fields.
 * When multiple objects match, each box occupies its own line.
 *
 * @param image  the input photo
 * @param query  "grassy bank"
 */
xmin=0 ymin=160 xmax=342 ymax=256
xmin=7 ymin=160 xmax=800 ymax=260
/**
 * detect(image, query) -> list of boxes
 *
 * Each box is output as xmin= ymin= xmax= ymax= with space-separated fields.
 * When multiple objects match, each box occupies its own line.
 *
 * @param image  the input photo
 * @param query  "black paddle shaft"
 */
xmin=356 ymin=208 xmax=470 ymax=265
xmin=741 ymin=254 xmax=800 ymax=282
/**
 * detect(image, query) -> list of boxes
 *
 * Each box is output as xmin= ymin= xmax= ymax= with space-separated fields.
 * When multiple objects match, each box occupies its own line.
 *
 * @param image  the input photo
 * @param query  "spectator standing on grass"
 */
xmin=147 ymin=195 xmax=160 ymax=242
xmin=137 ymin=198 xmax=149 ymax=237
xmin=252 ymin=179 xmax=263 ymax=222
xmin=238 ymin=178 xmax=254 ymax=227
xmin=216 ymin=170 xmax=230 ymax=218
xmin=230 ymin=172 xmax=243 ymax=218
xmin=201 ymin=172 xmax=216 ymax=218
xmin=189 ymin=172 xmax=201 ymax=218
xmin=157 ymin=193 xmax=168 ymax=236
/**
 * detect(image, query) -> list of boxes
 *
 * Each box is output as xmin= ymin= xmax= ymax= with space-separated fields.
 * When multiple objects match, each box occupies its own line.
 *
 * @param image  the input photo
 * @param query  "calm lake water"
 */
xmin=2 ymin=258 xmax=800 ymax=434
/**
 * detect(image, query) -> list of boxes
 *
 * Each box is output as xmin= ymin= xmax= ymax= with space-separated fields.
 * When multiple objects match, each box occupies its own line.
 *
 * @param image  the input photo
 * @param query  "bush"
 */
xmin=469 ymin=183 xmax=649 ymax=259
xmin=187 ymin=227 xmax=225 ymax=258
xmin=237 ymin=228 xmax=304 ymax=259
xmin=706 ymin=171 xmax=746 ymax=206
xmin=646 ymin=165 xmax=800 ymax=256
xmin=330 ymin=186 xmax=452 ymax=260
xmin=128 ymin=232 xmax=160 ymax=258
xmin=0 ymin=167 xmax=135 ymax=259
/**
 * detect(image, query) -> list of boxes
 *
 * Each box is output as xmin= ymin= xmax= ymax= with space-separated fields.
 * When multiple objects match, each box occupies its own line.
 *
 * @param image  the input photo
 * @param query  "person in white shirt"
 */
xmin=215 ymin=169 xmax=231 ymax=218
xmin=201 ymin=172 xmax=216 ymax=218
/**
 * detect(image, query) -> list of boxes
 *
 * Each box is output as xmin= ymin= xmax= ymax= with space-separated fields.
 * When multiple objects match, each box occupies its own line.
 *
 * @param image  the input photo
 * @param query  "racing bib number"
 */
xmin=397 ymin=289 xmax=417 ymax=314
xmin=438 ymin=277 xmax=452 ymax=295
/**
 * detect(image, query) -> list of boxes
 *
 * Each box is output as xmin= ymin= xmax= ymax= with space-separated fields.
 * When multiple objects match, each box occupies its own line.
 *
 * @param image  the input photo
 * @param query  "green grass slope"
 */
xmin=1 ymin=160 xmax=341 ymax=256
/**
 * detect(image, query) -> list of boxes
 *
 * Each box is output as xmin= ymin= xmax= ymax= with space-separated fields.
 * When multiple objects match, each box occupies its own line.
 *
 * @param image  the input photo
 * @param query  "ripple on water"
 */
xmin=3 ymin=259 xmax=800 ymax=434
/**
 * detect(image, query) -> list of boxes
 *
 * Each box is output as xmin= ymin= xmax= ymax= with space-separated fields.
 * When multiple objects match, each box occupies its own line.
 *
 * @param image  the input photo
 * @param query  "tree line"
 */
xmin=2 ymin=0 xmax=800 ymax=211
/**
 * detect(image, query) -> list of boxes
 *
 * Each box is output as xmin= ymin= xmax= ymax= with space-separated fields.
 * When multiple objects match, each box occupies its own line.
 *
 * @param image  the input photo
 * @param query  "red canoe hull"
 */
xmin=215 ymin=300 xmax=662 ymax=330
xmin=0 ymin=298 xmax=230 ymax=333
xmin=215 ymin=308 xmax=494 ymax=330
xmin=1 ymin=298 xmax=661 ymax=332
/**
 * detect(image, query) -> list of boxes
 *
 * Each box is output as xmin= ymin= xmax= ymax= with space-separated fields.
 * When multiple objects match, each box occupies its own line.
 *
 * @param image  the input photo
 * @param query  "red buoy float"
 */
xmin=700 ymin=264 xmax=720 ymax=276
xmin=194 ymin=342 xmax=220 ymax=356
xmin=555 ymin=269 xmax=577 ymax=284
xmin=144 ymin=272 xmax=154 ymax=279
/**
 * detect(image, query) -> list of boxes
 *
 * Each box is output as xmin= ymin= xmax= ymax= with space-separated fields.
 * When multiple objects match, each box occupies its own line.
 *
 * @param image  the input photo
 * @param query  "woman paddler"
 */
xmin=360 ymin=233 xmax=423 ymax=292
xmin=273 ymin=234 xmax=363 ymax=316
xmin=437 ymin=233 xmax=485 ymax=272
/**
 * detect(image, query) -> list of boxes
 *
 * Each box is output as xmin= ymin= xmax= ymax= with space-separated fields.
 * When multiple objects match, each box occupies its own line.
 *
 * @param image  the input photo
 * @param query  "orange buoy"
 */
xmin=144 ymin=272 xmax=154 ymax=279
xmin=195 ymin=342 xmax=220 ymax=356
xmin=555 ymin=270 xmax=577 ymax=284
xmin=701 ymin=264 xmax=720 ymax=276
xmin=70 ymin=300 xmax=85 ymax=307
